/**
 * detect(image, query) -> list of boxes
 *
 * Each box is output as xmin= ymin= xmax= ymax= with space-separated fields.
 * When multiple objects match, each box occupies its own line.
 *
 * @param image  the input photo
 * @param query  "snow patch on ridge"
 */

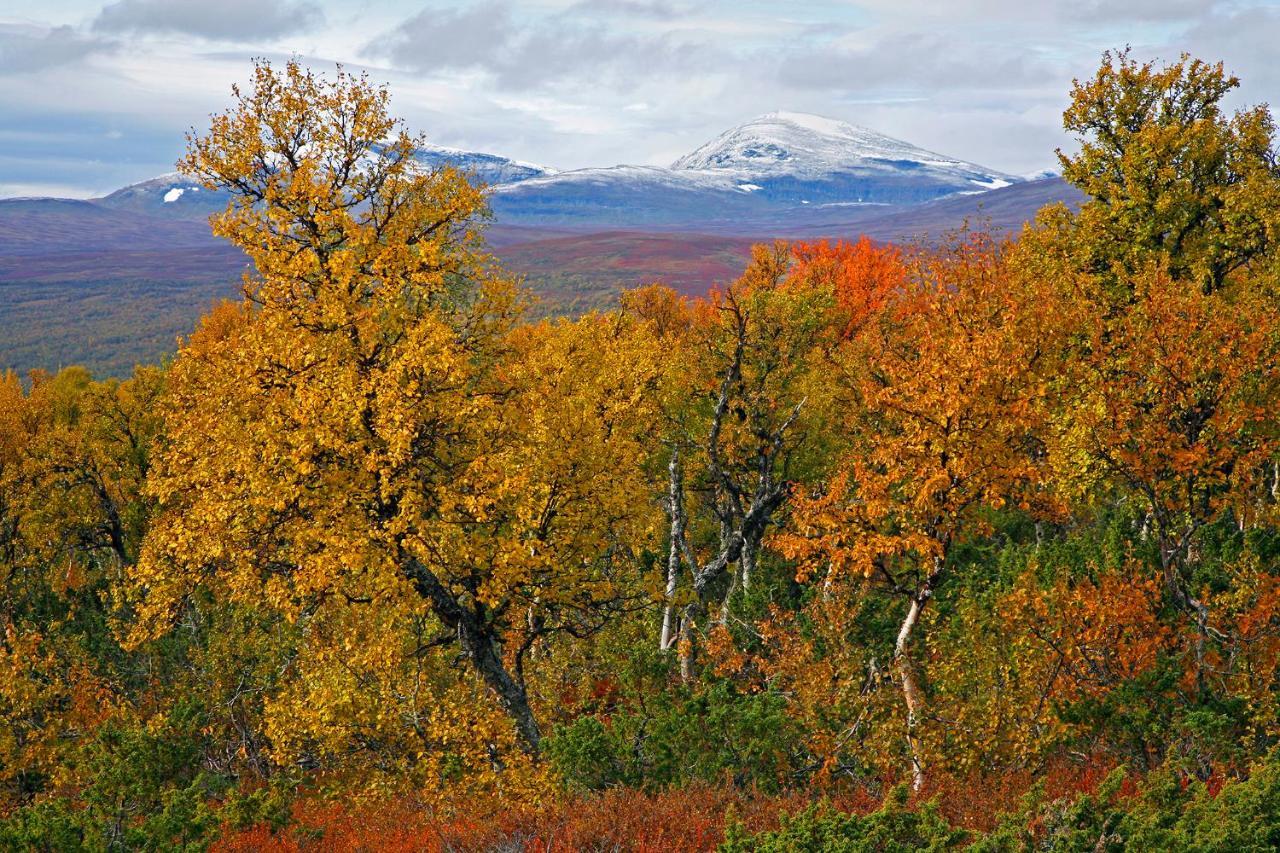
xmin=766 ymin=111 xmax=857 ymax=137
xmin=162 ymin=186 xmax=201 ymax=203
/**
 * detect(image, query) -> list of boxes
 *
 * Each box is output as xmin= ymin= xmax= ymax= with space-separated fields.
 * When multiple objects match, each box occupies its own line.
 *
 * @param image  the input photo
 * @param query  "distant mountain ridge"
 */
xmin=90 ymin=143 xmax=559 ymax=220
xmin=0 ymin=197 xmax=216 ymax=254
xmin=488 ymin=111 xmax=1021 ymax=225
xmin=409 ymin=143 xmax=556 ymax=185
xmin=58 ymin=111 xmax=1025 ymax=228
xmin=95 ymin=173 xmax=227 ymax=220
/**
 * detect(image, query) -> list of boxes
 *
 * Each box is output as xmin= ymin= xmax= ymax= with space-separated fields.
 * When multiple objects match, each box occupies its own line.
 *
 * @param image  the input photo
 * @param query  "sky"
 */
xmin=2 ymin=0 xmax=1279 ymax=198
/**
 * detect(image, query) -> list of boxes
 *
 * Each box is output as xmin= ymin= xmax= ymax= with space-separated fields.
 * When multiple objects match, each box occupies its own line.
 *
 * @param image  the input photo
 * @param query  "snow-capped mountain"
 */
xmin=47 ymin=112 xmax=1022 ymax=229
xmin=671 ymin=111 xmax=1017 ymax=203
xmin=95 ymin=172 xmax=229 ymax=219
xmin=1 ymin=114 xmax=1077 ymax=377
xmin=676 ymin=112 xmax=999 ymax=175
xmin=489 ymin=111 xmax=1020 ymax=226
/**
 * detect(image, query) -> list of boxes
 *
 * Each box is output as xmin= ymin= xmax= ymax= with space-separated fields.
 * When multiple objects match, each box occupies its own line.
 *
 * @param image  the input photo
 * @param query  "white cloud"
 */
xmin=2 ymin=0 xmax=1279 ymax=196
xmin=0 ymin=22 xmax=115 ymax=74
xmin=368 ymin=0 xmax=725 ymax=92
xmin=94 ymin=0 xmax=324 ymax=40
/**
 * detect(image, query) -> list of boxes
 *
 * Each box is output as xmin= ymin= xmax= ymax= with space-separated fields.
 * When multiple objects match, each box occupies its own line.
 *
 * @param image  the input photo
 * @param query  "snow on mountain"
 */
xmin=93 ymin=146 xmax=556 ymax=221
xmin=493 ymin=163 xmax=734 ymax=195
xmin=409 ymin=143 xmax=555 ymax=186
xmin=673 ymin=111 xmax=957 ymax=173
xmin=490 ymin=111 xmax=1020 ymax=225
xmin=488 ymin=164 xmax=755 ymax=226
xmin=75 ymin=113 xmax=1018 ymax=228
xmin=669 ymin=111 xmax=1019 ymax=205
xmin=94 ymin=172 xmax=228 ymax=220
xmin=1021 ymin=168 xmax=1060 ymax=181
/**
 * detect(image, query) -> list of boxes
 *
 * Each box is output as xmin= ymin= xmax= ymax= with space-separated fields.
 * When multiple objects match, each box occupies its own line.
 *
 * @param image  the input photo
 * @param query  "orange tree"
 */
xmin=775 ymin=234 xmax=1060 ymax=790
xmin=642 ymin=238 xmax=903 ymax=677
xmin=991 ymin=47 xmax=1280 ymax=780
xmin=1043 ymin=263 xmax=1280 ymax=691
xmin=628 ymin=246 xmax=834 ymax=678
xmin=1033 ymin=51 xmax=1280 ymax=700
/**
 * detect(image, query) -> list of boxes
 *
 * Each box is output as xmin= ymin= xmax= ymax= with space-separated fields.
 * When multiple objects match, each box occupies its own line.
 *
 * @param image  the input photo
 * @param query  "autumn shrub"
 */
xmin=215 ymin=783 xmax=870 ymax=852
xmin=0 ymin=701 xmax=285 ymax=851
xmin=969 ymin=749 xmax=1280 ymax=851
xmin=546 ymin=680 xmax=806 ymax=793
xmin=720 ymin=786 xmax=968 ymax=852
xmin=721 ymin=750 xmax=1280 ymax=851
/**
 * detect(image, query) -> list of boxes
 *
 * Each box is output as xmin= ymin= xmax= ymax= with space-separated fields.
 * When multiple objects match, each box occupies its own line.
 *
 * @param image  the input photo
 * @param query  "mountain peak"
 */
xmin=61 ymin=113 xmax=1023 ymax=230
xmin=755 ymin=110 xmax=876 ymax=137
xmin=671 ymin=111 xmax=1011 ymax=186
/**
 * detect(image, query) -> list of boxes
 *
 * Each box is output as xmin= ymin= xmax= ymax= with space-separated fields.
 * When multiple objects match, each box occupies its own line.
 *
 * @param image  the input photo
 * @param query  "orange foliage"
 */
xmin=767 ymin=233 xmax=1060 ymax=788
xmin=214 ymin=759 xmax=1131 ymax=849
xmin=928 ymin=752 xmax=1122 ymax=832
xmin=214 ymin=785 xmax=880 ymax=853
xmin=1005 ymin=564 xmax=1175 ymax=701
xmin=789 ymin=237 xmax=905 ymax=338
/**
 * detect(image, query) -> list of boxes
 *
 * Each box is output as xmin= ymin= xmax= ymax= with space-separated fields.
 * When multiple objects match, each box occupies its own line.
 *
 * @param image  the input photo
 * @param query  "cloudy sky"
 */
xmin=2 ymin=0 xmax=1278 ymax=197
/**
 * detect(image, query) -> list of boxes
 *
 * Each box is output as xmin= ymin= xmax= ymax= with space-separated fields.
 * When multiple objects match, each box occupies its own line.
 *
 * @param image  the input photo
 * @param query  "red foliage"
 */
xmin=926 ymin=752 xmax=1122 ymax=832
xmin=214 ymin=784 xmax=880 ymax=852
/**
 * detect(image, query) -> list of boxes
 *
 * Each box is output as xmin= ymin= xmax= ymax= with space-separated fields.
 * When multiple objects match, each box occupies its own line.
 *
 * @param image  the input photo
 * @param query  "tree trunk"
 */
xmin=661 ymin=448 xmax=685 ymax=651
xmin=678 ymin=604 xmax=697 ymax=682
xmin=456 ymin=616 xmax=542 ymax=753
xmin=895 ymin=593 xmax=928 ymax=792
xmin=895 ymin=555 xmax=943 ymax=793
xmin=718 ymin=564 xmax=740 ymax=626
xmin=741 ymin=533 xmax=757 ymax=594
xmin=404 ymin=557 xmax=541 ymax=754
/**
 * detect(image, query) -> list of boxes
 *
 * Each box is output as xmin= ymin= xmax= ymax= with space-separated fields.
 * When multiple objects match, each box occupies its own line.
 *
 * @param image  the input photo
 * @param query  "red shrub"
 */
xmin=215 ymin=783 xmax=880 ymax=852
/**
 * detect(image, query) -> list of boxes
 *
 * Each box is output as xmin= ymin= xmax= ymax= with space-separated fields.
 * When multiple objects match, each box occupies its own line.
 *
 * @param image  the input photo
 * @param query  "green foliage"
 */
xmin=0 ymin=701 xmax=289 ymax=852
xmin=1149 ymin=751 xmax=1280 ymax=851
xmin=1058 ymin=48 xmax=1280 ymax=293
xmin=548 ymin=681 xmax=806 ymax=793
xmin=0 ymin=277 xmax=236 ymax=380
xmin=721 ymin=788 xmax=968 ymax=852
xmin=973 ymin=752 xmax=1280 ymax=852
xmin=726 ymin=753 xmax=1280 ymax=851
